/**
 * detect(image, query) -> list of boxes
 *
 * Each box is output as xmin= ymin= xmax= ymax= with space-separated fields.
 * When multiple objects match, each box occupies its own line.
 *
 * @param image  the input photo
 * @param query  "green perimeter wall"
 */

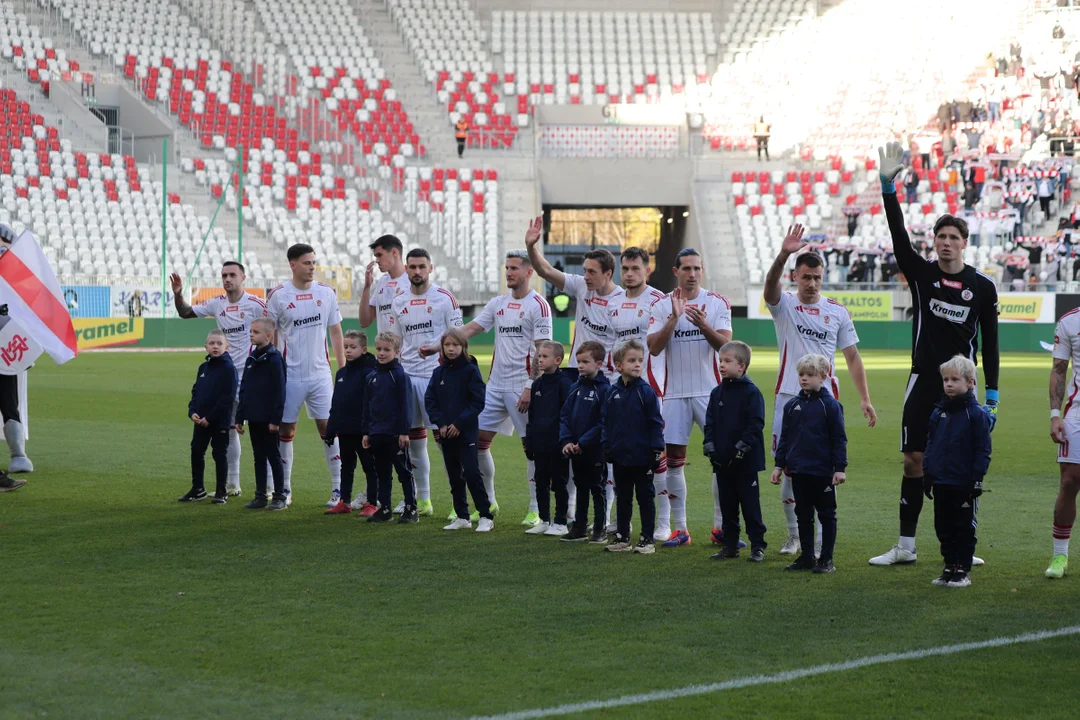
xmin=129 ymin=318 xmax=1054 ymax=353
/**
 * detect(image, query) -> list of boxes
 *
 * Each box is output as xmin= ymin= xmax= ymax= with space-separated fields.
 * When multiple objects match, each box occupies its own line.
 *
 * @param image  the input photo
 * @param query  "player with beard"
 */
xmin=172 ymin=261 xmax=268 ymax=497
xmin=387 ymin=249 xmax=463 ymax=517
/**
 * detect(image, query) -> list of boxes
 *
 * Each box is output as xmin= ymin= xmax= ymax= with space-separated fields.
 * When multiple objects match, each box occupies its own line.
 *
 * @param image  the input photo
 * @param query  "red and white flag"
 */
xmin=0 ymin=229 xmax=77 ymax=365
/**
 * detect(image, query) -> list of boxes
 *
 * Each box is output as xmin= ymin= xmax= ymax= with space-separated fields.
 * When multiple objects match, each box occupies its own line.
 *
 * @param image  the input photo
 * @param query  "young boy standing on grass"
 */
xmin=179 ymin=329 xmax=238 ymax=504
xmin=324 ymin=330 xmax=379 ymax=516
xmin=924 ymin=355 xmax=992 ymax=588
xmin=771 ymin=354 xmax=847 ymax=574
xmin=601 ymin=339 xmax=665 ymax=554
xmin=362 ymin=332 xmax=418 ymax=524
xmin=234 ymin=318 xmax=287 ymax=510
xmin=425 ymin=328 xmax=494 ymax=533
xmin=703 ymin=341 xmax=767 ymax=562
xmin=524 ymin=341 xmax=573 ymax=537
xmin=559 ymin=341 xmax=611 ymax=544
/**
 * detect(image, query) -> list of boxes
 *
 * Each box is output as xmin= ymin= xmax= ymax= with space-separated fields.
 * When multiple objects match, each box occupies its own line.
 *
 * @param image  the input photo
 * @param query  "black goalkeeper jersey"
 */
xmin=884 ymin=192 xmax=1000 ymax=389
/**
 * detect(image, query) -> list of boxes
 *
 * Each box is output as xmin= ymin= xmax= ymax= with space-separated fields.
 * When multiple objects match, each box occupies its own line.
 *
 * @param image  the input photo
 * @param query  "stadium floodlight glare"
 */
xmin=702 ymin=0 xmax=1024 ymax=159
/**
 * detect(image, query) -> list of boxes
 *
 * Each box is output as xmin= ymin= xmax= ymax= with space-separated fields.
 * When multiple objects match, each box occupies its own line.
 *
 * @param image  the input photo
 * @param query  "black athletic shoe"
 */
xmin=812 ymin=558 xmax=836 ymax=574
xmin=245 ymin=497 xmax=268 ymax=510
xmin=211 ymin=494 xmax=228 ymax=505
xmin=710 ymin=548 xmax=740 ymax=560
xmin=0 ymin=473 xmax=27 ymax=492
xmin=562 ymin=525 xmax=589 ymax=542
xmin=267 ymin=497 xmax=289 ymax=511
xmin=784 ymin=554 xmax=816 ymax=571
xmin=178 ymin=488 xmax=207 ymax=502
xmin=398 ymin=506 xmax=419 ymax=524
xmin=748 ymin=548 xmax=766 ymax=563
xmin=368 ymin=506 xmax=393 ymax=523
xmin=587 ymin=528 xmax=608 ymax=544
xmin=931 ymin=566 xmax=954 ymax=586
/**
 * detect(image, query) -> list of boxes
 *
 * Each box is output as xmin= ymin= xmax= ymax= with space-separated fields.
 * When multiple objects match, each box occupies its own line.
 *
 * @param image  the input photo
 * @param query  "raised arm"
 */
xmin=358 ymin=261 xmax=377 ymax=328
xmin=647 ymin=293 xmax=683 ymax=356
xmin=878 ymin=143 xmax=924 ymax=278
xmin=169 ymin=273 xmax=197 ymax=319
xmin=764 ymin=225 xmax=805 ymax=307
xmin=523 ymin=215 xmax=566 ymax=289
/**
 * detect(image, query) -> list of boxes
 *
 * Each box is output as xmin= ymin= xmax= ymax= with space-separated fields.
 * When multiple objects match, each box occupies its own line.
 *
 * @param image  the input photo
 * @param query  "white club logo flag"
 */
xmin=0 ymin=229 xmax=78 ymax=365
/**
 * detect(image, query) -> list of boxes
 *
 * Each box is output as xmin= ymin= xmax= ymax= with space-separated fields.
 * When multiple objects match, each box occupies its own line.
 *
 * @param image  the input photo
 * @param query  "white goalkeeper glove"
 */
xmin=877 ymin=142 xmax=905 ymax=189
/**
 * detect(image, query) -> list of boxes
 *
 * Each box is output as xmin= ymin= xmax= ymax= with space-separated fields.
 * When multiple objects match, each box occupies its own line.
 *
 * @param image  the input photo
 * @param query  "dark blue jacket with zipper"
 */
xmin=923 ymin=390 xmax=992 ymax=487
xmin=425 ymin=354 xmax=486 ymax=444
xmin=527 ymin=370 xmax=573 ymax=454
xmin=775 ymin=386 xmax=848 ymax=477
xmin=325 ymin=352 xmax=378 ymax=439
xmin=600 ymin=376 xmax=664 ymax=467
xmin=189 ymin=353 xmax=238 ymax=430
xmin=703 ymin=374 xmax=766 ymax=472
xmin=235 ymin=344 xmax=285 ymax=426
xmin=362 ymin=358 xmax=413 ymax=437
xmin=559 ymin=371 xmax=611 ymax=452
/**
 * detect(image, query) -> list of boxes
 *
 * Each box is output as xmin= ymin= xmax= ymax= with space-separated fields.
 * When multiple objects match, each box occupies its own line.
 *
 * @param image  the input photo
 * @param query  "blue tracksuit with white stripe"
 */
xmin=923 ymin=389 xmax=992 ymax=571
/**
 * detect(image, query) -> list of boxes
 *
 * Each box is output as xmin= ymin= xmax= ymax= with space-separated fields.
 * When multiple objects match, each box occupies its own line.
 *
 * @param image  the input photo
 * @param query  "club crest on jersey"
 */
xmin=824 ymin=315 xmax=830 ymax=324
xmin=297 ymin=293 xmax=313 ymax=301
xmin=429 ymin=306 xmax=434 ymax=313
xmin=317 ymin=300 xmax=322 ymax=306
xmin=638 ymin=309 xmax=644 ymax=317
xmin=942 ymin=279 xmax=962 ymax=290
xmin=961 ymin=289 xmax=974 ymax=301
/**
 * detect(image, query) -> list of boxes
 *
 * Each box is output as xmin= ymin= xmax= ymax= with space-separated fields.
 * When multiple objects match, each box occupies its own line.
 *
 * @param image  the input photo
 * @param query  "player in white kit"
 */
xmin=1048 ymin=307 xmax=1080 ymax=578
xmin=527 ymin=216 xmax=624 ymax=528
xmin=171 ymin=261 xmax=267 ymax=497
xmin=606 ymin=247 xmax=669 ymax=541
xmin=360 ymin=234 xmax=408 ymax=334
xmin=462 ymin=243 xmax=553 ymax=526
xmin=358 ymin=235 xmax=409 ymax=509
xmin=267 ymin=243 xmax=346 ymax=507
xmin=647 ymin=248 xmax=732 ymax=548
xmin=387 ymin=248 xmax=464 ymax=517
xmin=764 ymin=225 xmax=877 ymax=556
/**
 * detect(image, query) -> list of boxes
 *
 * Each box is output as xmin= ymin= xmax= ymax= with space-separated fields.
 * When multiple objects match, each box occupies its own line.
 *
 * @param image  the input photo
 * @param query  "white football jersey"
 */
xmin=607 ymin=285 xmax=667 ymax=396
xmin=368 ymin=271 xmax=408 ymax=333
xmin=648 ymin=289 xmax=732 ymax=399
xmin=768 ymin=292 xmax=859 ymax=398
xmin=472 ymin=290 xmax=552 ymax=392
xmin=267 ymin=281 xmax=342 ymax=382
xmin=1053 ymin=308 xmax=1080 ymax=418
xmin=192 ymin=292 xmax=268 ymax=376
xmin=387 ymin=283 xmax=463 ymax=379
xmin=564 ymin=273 xmax=624 ymax=368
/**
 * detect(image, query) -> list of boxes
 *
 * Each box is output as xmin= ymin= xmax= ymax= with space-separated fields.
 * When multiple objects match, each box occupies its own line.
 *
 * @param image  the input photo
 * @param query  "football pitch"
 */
xmin=2 ymin=349 xmax=1079 ymax=719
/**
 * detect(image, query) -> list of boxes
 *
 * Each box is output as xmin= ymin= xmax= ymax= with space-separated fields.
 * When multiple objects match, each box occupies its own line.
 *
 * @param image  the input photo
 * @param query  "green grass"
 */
xmin=1 ymin=350 xmax=1079 ymax=719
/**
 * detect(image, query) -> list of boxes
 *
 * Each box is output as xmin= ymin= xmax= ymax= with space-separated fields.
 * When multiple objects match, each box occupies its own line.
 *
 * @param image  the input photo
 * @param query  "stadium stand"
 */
xmin=491 ymin=10 xmax=717 ymax=106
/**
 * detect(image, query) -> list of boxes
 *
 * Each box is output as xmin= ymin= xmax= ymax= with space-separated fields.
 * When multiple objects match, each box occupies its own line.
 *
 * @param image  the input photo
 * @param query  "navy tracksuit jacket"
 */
xmin=325 ymin=352 xmax=378 ymax=440
xmin=774 ymin=387 xmax=848 ymax=476
xmin=527 ymin=370 xmax=573 ymax=456
xmin=235 ymin=344 xmax=285 ymax=426
xmin=702 ymin=374 xmax=766 ymax=472
xmin=188 ymin=353 xmax=238 ymax=430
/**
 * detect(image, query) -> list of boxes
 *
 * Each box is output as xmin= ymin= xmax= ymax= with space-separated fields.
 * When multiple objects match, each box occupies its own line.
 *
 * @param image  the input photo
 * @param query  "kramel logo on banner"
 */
xmin=73 ymin=318 xmax=145 ymax=349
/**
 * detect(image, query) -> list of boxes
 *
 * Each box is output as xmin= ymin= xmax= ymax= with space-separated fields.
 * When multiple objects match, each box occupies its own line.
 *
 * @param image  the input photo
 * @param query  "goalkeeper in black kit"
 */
xmin=868 ymin=142 xmax=1000 ymax=567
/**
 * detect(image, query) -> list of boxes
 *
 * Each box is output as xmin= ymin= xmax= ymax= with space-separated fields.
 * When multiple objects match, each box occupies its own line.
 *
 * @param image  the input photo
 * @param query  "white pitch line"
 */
xmin=472 ymin=625 xmax=1080 ymax=720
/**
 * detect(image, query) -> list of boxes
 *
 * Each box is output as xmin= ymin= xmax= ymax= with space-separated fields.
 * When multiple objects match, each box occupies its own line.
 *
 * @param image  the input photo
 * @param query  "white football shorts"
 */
xmin=478 ymin=386 xmax=528 ymax=437
xmin=1058 ymin=413 xmax=1080 ymax=464
xmin=661 ymin=395 xmax=709 ymax=446
xmin=408 ymin=375 xmax=435 ymax=430
xmin=283 ymin=377 xmax=333 ymax=423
